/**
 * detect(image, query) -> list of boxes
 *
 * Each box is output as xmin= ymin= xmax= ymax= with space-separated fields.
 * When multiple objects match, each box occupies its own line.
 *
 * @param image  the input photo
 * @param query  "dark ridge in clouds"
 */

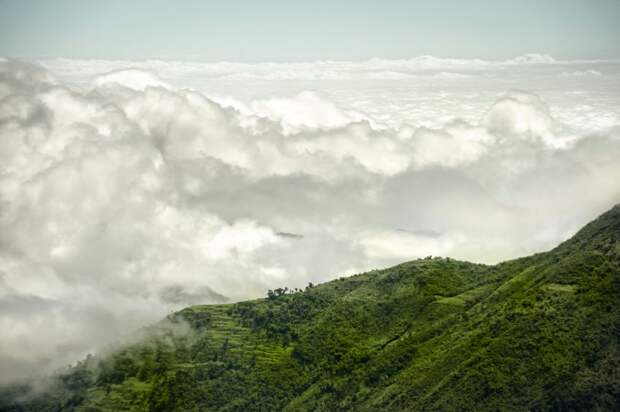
xmin=0 ymin=58 xmax=619 ymax=383
xmin=276 ymin=232 xmax=304 ymax=239
xmin=159 ymin=285 xmax=229 ymax=305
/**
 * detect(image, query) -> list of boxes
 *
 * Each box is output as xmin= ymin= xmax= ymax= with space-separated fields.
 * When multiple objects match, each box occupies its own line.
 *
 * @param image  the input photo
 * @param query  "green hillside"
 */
xmin=2 ymin=206 xmax=619 ymax=411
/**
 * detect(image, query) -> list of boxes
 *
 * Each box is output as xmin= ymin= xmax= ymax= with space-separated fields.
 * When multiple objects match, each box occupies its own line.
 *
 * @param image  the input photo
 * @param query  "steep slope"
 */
xmin=1 ymin=206 xmax=619 ymax=411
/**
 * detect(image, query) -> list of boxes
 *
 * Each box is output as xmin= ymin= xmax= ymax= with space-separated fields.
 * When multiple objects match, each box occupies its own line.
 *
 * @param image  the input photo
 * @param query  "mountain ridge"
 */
xmin=1 ymin=205 xmax=619 ymax=411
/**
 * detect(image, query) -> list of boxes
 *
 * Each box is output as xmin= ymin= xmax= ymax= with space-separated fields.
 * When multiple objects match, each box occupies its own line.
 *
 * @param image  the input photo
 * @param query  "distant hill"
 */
xmin=2 ymin=205 xmax=619 ymax=411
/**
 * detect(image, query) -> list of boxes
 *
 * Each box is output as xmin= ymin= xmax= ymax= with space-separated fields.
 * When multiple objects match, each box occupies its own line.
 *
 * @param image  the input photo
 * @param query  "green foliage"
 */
xmin=2 ymin=205 xmax=620 ymax=411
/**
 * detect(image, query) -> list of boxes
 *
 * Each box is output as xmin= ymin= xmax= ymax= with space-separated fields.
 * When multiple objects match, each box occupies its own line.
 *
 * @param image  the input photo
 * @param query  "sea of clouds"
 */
xmin=1 ymin=54 xmax=619 ymax=382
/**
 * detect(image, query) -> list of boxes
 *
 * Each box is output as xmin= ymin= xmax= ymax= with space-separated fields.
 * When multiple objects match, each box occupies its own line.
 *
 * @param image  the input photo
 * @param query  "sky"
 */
xmin=1 ymin=1 xmax=620 ymax=385
xmin=0 ymin=0 xmax=619 ymax=60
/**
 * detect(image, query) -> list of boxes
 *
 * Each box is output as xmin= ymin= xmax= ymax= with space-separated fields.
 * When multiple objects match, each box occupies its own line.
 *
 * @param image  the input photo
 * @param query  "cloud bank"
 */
xmin=1 ymin=56 xmax=619 ymax=383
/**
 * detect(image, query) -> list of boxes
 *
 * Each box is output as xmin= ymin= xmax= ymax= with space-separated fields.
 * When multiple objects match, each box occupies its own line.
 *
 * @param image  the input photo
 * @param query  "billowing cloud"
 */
xmin=240 ymin=91 xmax=371 ymax=134
xmin=1 ymin=57 xmax=619 ymax=383
xmin=484 ymin=91 xmax=559 ymax=145
xmin=38 ymin=54 xmax=619 ymax=85
xmin=559 ymin=69 xmax=602 ymax=77
xmin=93 ymin=69 xmax=171 ymax=91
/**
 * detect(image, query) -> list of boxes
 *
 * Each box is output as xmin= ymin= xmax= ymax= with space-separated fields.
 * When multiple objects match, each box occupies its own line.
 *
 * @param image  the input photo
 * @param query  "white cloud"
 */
xmin=244 ymin=91 xmax=371 ymax=134
xmin=37 ymin=54 xmax=619 ymax=84
xmin=410 ymin=121 xmax=494 ymax=168
xmin=559 ymin=69 xmax=602 ymax=77
xmin=484 ymin=91 xmax=557 ymax=144
xmin=505 ymin=53 xmax=556 ymax=64
xmin=1 ymin=57 xmax=619 ymax=383
xmin=93 ymin=69 xmax=171 ymax=91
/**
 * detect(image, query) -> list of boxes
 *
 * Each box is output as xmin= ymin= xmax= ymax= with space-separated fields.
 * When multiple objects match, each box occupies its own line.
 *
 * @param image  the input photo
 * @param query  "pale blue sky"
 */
xmin=0 ymin=0 xmax=618 ymax=61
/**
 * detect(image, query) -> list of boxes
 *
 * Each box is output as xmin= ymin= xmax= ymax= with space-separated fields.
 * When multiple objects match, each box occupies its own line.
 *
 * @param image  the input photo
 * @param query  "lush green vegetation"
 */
xmin=2 ymin=206 xmax=620 ymax=411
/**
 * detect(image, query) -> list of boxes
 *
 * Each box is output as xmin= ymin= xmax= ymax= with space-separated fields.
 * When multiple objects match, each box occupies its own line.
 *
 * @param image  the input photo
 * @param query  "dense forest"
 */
xmin=1 ymin=205 xmax=619 ymax=411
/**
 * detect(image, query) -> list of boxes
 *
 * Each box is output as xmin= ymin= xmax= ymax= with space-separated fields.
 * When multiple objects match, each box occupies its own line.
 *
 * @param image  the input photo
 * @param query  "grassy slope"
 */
xmin=2 ymin=206 xmax=619 ymax=411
